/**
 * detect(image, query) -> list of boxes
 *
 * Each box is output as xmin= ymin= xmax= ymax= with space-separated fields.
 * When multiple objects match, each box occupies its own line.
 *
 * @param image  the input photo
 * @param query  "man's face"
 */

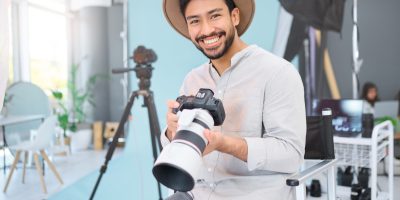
xmin=184 ymin=0 xmax=239 ymax=60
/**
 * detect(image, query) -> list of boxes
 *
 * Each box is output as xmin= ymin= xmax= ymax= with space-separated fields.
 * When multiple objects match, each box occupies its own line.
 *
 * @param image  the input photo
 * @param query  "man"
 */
xmin=161 ymin=0 xmax=306 ymax=199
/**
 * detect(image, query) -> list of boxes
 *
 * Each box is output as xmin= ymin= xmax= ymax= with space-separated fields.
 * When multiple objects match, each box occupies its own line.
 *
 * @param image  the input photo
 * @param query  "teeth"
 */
xmin=204 ymin=37 xmax=219 ymax=44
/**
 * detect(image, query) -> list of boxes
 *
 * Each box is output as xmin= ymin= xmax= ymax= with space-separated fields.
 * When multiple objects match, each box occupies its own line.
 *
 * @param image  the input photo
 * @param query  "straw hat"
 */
xmin=163 ymin=0 xmax=255 ymax=39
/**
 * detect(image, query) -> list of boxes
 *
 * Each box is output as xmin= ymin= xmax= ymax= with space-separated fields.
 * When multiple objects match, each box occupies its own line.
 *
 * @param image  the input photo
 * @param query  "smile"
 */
xmin=203 ymin=36 xmax=220 ymax=45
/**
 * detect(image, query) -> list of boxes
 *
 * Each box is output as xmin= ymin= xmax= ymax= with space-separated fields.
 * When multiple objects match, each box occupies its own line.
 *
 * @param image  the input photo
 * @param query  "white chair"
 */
xmin=4 ymin=82 xmax=51 ymax=148
xmin=3 ymin=115 xmax=63 ymax=194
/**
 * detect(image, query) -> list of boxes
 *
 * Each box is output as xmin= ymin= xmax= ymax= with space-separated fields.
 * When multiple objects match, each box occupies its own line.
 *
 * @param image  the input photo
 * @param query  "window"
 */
xmin=28 ymin=0 xmax=68 ymax=93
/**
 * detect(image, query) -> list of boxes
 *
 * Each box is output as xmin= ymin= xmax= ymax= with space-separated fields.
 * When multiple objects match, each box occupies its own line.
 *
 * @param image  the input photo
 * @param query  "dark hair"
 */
xmin=361 ymin=82 xmax=379 ymax=106
xmin=179 ymin=0 xmax=237 ymax=17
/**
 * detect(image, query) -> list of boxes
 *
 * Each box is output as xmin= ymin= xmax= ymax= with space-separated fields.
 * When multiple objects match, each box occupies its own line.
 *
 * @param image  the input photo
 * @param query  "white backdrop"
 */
xmin=0 ymin=0 xmax=10 ymax=110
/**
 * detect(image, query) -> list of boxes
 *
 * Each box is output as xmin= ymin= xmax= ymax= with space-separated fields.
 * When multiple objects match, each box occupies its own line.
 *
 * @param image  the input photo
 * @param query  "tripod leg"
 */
xmin=144 ymin=91 xmax=162 ymax=153
xmin=144 ymin=92 xmax=163 ymax=200
xmin=90 ymin=91 xmax=139 ymax=200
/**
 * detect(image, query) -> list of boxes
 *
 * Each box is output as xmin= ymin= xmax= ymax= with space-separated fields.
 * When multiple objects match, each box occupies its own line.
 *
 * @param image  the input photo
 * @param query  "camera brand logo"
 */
xmin=196 ymin=92 xmax=205 ymax=99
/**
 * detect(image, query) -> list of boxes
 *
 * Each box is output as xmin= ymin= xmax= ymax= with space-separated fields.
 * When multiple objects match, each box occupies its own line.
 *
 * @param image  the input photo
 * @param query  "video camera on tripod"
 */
xmin=90 ymin=46 xmax=164 ymax=200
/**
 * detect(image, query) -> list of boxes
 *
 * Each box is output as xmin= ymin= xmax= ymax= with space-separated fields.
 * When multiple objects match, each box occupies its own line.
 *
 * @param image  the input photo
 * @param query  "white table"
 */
xmin=0 ymin=115 xmax=45 ymax=174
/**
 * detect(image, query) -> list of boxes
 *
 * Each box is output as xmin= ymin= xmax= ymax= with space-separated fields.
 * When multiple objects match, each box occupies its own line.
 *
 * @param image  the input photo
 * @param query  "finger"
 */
xmin=167 ymin=122 xmax=177 ymax=130
xmin=204 ymin=129 xmax=213 ymax=142
xmin=168 ymin=123 xmax=178 ymax=131
xmin=167 ymin=112 xmax=178 ymax=121
xmin=167 ymin=100 xmax=180 ymax=112
xmin=203 ymin=147 xmax=211 ymax=156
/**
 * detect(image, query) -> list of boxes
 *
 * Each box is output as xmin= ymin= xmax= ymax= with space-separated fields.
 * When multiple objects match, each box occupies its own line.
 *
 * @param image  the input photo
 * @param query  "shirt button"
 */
xmin=209 ymin=183 xmax=216 ymax=188
xmin=196 ymin=179 xmax=205 ymax=183
xmin=218 ymin=90 xmax=222 ymax=94
xmin=207 ymin=168 xmax=213 ymax=172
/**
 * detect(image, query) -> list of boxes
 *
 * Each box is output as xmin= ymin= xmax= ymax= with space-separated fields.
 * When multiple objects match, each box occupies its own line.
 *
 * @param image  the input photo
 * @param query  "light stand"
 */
xmin=352 ymin=0 xmax=363 ymax=99
xmin=90 ymin=46 xmax=163 ymax=200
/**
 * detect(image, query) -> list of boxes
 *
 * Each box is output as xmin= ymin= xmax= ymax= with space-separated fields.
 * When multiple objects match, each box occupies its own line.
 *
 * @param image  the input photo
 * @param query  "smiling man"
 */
xmin=161 ymin=0 xmax=306 ymax=199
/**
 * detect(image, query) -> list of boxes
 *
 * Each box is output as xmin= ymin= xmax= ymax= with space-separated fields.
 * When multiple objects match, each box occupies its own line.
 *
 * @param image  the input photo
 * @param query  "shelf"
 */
xmin=336 ymin=186 xmax=390 ymax=200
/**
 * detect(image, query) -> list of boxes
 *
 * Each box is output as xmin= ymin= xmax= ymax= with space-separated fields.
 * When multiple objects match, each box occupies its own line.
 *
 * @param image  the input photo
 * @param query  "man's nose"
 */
xmin=200 ymin=20 xmax=215 ymax=36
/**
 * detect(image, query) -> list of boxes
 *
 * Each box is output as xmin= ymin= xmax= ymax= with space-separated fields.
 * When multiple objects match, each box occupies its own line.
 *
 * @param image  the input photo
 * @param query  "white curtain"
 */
xmin=0 ymin=0 xmax=10 ymax=111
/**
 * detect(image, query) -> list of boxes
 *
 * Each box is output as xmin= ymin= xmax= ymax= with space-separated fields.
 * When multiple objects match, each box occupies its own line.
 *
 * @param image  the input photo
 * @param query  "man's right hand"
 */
xmin=166 ymin=100 xmax=180 ymax=141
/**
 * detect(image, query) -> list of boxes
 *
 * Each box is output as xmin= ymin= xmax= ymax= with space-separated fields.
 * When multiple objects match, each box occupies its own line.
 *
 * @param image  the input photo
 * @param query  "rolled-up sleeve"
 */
xmin=245 ymin=65 xmax=306 ymax=173
xmin=160 ymin=127 xmax=171 ymax=147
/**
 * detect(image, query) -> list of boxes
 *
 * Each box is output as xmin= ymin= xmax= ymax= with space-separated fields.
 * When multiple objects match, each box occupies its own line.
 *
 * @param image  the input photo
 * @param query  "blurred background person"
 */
xmin=361 ymin=82 xmax=379 ymax=114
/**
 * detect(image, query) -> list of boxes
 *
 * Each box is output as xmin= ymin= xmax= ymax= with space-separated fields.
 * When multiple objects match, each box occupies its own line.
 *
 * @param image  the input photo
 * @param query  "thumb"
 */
xmin=204 ymin=129 xmax=212 ymax=141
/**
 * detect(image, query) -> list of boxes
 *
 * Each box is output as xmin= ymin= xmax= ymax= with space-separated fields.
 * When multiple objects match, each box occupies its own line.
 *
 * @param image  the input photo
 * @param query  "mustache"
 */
xmin=195 ymin=31 xmax=226 ymax=42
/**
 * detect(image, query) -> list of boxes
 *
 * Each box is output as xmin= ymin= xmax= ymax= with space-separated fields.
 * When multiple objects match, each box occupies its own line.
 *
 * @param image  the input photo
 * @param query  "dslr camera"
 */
xmin=153 ymin=88 xmax=225 ymax=192
xmin=174 ymin=88 xmax=225 ymax=125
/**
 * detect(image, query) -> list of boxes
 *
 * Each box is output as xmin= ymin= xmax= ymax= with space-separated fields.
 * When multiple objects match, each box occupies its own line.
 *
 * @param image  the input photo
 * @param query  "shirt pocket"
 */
xmin=220 ymin=88 xmax=263 ymax=136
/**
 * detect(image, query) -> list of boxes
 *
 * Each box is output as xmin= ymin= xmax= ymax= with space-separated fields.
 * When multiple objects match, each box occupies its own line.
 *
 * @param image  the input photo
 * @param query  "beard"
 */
xmin=193 ymin=26 xmax=235 ymax=60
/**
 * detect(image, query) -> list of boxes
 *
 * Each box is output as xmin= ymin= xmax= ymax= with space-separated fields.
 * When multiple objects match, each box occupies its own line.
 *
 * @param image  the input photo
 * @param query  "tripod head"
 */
xmin=112 ymin=45 xmax=157 ymax=91
xmin=132 ymin=46 xmax=157 ymax=91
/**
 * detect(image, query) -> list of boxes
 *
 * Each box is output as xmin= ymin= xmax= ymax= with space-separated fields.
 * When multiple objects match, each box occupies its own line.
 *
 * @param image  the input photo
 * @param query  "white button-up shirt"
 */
xmin=161 ymin=45 xmax=306 ymax=200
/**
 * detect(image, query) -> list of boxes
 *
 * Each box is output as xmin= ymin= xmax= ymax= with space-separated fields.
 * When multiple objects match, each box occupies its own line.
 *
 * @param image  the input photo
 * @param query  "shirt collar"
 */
xmin=208 ymin=45 xmax=258 ymax=78
xmin=230 ymin=44 xmax=258 ymax=67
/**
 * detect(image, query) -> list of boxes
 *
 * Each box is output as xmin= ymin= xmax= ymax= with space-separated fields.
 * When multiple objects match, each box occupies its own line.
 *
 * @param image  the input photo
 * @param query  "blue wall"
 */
xmin=50 ymin=1 xmax=280 ymax=199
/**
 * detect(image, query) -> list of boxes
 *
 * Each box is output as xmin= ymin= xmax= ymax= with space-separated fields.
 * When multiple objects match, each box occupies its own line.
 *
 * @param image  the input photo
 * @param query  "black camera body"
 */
xmin=173 ymin=88 xmax=225 ymax=126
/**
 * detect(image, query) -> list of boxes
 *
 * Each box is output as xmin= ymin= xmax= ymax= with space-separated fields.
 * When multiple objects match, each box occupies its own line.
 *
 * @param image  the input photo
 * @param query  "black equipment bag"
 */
xmin=279 ymin=0 xmax=346 ymax=32
xmin=304 ymin=115 xmax=335 ymax=159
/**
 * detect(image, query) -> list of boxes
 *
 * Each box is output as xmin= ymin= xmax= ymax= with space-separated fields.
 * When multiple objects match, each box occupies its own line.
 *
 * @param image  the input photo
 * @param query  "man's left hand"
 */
xmin=202 ymin=129 xmax=248 ymax=162
xmin=203 ymin=129 xmax=224 ymax=156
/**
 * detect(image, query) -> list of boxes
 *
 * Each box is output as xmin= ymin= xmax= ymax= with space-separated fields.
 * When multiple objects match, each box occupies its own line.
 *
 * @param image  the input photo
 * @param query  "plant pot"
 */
xmin=53 ymin=129 xmax=71 ymax=156
xmin=64 ymin=136 xmax=71 ymax=146
xmin=70 ymin=129 xmax=92 ymax=152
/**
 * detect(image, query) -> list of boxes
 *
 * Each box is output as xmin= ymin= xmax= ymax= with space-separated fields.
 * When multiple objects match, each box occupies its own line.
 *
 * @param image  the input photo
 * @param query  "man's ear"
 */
xmin=231 ymin=7 xmax=240 ymax=26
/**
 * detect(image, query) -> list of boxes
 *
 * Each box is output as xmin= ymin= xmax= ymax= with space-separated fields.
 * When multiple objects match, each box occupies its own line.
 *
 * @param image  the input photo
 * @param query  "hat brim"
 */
xmin=163 ymin=0 xmax=255 ymax=39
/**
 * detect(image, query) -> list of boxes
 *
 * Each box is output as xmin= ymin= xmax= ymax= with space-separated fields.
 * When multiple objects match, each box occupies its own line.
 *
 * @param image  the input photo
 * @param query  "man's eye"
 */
xmin=211 ymin=14 xmax=221 ymax=19
xmin=189 ymin=20 xmax=199 ymax=25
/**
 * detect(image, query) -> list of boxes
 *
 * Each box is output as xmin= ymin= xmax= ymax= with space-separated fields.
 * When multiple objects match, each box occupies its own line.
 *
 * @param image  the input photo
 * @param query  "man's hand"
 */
xmin=166 ymin=100 xmax=180 ymax=141
xmin=203 ymin=129 xmax=248 ymax=162
xmin=203 ymin=129 xmax=224 ymax=156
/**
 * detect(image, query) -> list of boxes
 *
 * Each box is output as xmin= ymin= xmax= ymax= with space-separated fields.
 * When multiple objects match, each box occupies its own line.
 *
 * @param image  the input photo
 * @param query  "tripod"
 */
xmin=90 ymin=46 xmax=163 ymax=200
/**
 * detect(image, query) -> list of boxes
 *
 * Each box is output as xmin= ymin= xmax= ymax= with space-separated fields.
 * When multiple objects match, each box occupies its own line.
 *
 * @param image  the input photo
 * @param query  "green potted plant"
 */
xmin=53 ymin=63 xmax=105 ymax=151
xmin=69 ymin=63 xmax=100 ymax=151
xmin=52 ymin=91 xmax=74 ymax=134
xmin=52 ymin=90 xmax=73 ymax=146
xmin=68 ymin=64 xmax=100 ymax=127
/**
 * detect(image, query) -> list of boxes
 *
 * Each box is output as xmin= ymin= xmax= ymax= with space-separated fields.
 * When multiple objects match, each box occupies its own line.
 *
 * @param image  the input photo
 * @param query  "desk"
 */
xmin=0 ymin=115 xmax=45 ymax=174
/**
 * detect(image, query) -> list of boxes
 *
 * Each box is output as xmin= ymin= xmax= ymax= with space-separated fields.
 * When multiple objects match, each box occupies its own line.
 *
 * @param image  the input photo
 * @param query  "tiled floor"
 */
xmin=0 ymin=149 xmax=122 ymax=200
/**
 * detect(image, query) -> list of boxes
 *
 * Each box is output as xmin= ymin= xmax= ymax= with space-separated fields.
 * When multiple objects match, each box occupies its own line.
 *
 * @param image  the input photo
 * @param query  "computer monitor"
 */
xmin=312 ymin=99 xmax=364 ymax=137
xmin=374 ymin=100 xmax=399 ymax=119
